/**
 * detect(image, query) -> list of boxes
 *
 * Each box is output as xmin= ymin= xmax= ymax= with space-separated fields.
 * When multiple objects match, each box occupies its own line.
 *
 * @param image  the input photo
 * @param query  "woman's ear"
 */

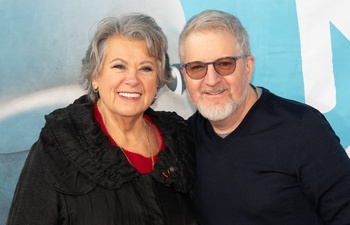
xmin=92 ymin=79 xmax=99 ymax=92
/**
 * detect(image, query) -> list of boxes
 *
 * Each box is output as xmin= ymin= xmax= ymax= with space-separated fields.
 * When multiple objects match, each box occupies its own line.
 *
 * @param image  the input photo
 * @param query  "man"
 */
xmin=179 ymin=9 xmax=350 ymax=225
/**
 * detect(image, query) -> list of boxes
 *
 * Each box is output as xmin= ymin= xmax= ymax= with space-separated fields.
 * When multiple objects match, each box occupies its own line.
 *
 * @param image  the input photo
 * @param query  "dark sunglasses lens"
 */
xmin=214 ymin=57 xmax=236 ymax=75
xmin=187 ymin=62 xmax=207 ymax=79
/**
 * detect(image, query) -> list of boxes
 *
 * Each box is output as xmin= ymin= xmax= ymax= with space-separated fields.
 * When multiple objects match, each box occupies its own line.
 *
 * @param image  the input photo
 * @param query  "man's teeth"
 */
xmin=119 ymin=92 xmax=141 ymax=98
xmin=208 ymin=90 xmax=223 ymax=95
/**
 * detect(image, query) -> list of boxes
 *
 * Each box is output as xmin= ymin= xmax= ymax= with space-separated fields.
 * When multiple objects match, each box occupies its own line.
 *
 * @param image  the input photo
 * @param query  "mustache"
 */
xmin=200 ymin=86 xmax=230 ymax=94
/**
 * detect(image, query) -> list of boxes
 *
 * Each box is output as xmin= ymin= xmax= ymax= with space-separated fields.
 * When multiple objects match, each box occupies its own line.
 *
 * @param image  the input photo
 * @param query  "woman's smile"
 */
xmin=118 ymin=92 xmax=142 ymax=99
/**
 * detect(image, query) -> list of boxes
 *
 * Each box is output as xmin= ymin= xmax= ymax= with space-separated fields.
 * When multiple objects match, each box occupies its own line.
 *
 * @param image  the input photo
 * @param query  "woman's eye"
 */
xmin=112 ymin=64 xmax=125 ymax=70
xmin=141 ymin=66 xmax=153 ymax=72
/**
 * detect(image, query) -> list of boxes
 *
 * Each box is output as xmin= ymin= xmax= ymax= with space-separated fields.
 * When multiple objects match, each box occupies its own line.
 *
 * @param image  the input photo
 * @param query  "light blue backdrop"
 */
xmin=1 ymin=0 xmax=349 ymax=223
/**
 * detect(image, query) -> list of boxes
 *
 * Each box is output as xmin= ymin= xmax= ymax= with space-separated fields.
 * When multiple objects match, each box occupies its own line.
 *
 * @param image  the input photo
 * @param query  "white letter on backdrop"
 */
xmin=296 ymin=0 xmax=350 ymax=113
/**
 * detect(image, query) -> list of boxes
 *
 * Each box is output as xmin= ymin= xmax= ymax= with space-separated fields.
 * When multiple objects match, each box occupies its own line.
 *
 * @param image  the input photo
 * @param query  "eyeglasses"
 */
xmin=181 ymin=55 xmax=248 ymax=80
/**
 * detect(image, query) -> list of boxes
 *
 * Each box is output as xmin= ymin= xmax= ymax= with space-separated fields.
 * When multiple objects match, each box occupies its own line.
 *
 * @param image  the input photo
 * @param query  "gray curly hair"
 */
xmin=81 ymin=13 xmax=170 ymax=103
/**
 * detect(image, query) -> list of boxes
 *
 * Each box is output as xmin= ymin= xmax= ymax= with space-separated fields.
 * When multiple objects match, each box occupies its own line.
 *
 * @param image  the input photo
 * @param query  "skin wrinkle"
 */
xmin=182 ymin=30 xmax=256 ymax=134
xmin=93 ymin=36 xmax=159 ymax=157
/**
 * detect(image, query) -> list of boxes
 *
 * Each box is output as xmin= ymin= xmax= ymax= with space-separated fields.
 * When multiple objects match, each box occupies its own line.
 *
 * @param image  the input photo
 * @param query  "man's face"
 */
xmin=181 ymin=30 xmax=254 ymax=121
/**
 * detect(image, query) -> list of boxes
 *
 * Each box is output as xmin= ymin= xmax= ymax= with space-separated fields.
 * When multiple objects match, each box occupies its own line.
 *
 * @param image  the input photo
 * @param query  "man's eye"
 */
xmin=190 ymin=64 xmax=205 ymax=71
xmin=218 ymin=61 xmax=233 ymax=67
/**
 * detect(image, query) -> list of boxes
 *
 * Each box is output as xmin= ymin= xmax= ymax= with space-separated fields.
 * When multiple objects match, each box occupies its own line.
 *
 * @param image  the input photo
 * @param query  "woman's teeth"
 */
xmin=118 ymin=92 xmax=141 ymax=98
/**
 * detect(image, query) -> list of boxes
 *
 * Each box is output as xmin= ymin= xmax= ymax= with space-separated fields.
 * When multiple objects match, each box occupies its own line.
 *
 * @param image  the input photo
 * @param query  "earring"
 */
xmin=92 ymin=84 xmax=98 ymax=93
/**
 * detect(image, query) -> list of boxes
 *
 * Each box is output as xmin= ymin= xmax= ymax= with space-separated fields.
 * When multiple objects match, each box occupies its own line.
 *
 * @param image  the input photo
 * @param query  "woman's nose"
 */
xmin=124 ymin=69 xmax=140 ymax=86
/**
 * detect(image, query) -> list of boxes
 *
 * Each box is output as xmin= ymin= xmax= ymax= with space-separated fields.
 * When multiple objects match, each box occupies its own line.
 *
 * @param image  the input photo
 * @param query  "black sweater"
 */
xmin=7 ymin=95 xmax=196 ymax=225
xmin=189 ymin=87 xmax=350 ymax=225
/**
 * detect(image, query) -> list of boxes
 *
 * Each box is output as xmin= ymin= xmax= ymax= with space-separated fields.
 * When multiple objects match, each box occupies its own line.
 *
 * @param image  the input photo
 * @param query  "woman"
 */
xmin=7 ymin=13 xmax=196 ymax=225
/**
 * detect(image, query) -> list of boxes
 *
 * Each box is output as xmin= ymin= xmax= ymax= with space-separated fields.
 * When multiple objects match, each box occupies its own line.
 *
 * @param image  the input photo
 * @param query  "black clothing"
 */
xmin=189 ymin=88 xmax=350 ymax=225
xmin=7 ymin=95 xmax=196 ymax=225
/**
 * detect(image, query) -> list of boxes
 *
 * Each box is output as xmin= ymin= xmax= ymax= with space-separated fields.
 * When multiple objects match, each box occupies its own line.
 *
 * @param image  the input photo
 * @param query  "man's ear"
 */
xmin=245 ymin=55 xmax=255 ymax=81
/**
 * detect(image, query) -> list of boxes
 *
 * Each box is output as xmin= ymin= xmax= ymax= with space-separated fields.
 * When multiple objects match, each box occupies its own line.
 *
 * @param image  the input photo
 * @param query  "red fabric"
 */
xmin=93 ymin=105 xmax=164 ymax=174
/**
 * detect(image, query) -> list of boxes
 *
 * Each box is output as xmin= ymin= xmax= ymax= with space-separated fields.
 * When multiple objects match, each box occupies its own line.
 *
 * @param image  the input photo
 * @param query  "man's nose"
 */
xmin=204 ymin=64 xmax=221 ymax=86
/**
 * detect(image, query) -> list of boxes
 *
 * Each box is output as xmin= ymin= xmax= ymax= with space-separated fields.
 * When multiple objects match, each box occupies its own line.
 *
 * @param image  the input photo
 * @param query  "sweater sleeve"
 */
xmin=295 ymin=109 xmax=350 ymax=224
xmin=6 ymin=139 xmax=60 ymax=225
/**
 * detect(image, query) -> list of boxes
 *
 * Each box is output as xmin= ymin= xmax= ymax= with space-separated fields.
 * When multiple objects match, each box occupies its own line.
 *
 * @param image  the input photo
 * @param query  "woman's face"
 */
xmin=93 ymin=36 xmax=158 ymax=119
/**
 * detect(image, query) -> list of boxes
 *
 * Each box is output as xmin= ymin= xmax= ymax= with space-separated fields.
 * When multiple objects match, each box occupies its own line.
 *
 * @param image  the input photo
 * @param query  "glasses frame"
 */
xmin=181 ymin=55 xmax=248 ymax=80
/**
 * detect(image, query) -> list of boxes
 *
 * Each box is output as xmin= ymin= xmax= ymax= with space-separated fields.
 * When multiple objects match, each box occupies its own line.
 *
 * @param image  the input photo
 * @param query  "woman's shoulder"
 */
xmin=38 ymin=95 xmax=139 ymax=194
xmin=147 ymin=108 xmax=185 ymax=120
xmin=146 ymin=108 xmax=188 ymax=131
xmin=147 ymin=108 xmax=195 ymax=193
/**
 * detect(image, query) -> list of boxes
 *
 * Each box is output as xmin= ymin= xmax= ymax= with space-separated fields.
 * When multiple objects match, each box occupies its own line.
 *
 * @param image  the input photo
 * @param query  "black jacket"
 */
xmin=7 ymin=95 xmax=196 ymax=225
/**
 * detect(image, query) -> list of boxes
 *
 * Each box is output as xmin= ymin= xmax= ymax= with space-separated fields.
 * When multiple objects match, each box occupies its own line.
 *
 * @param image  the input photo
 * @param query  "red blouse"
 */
xmin=93 ymin=105 xmax=164 ymax=174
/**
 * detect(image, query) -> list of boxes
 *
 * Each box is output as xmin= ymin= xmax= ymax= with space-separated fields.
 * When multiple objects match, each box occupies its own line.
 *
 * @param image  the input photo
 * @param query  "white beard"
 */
xmin=197 ymin=85 xmax=248 ymax=121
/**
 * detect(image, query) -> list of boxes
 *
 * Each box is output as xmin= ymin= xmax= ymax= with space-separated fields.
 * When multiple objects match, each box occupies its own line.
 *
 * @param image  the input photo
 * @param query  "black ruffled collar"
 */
xmin=40 ymin=95 xmax=195 ymax=195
